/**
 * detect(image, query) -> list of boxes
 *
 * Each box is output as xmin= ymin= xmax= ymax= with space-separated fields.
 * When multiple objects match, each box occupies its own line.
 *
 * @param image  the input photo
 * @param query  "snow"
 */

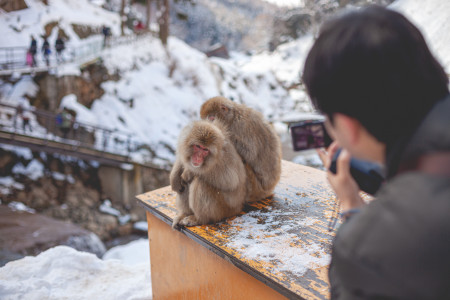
xmin=0 ymin=243 xmax=152 ymax=300
xmin=133 ymin=221 xmax=149 ymax=232
xmin=292 ymin=150 xmax=325 ymax=170
xmin=7 ymin=201 xmax=36 ymax=213
xmin=390 ymin=0 xmax=450 ymax=73
xmin=12 ymin=159 xmax=44 ymax=181
xmin=99 ymin=199 xmax=132 ymax=225
xmin=51 ymin=171 xmax=75 ymax=183
xmin=103 ymin=239 xmax=150 ymax=267
xmin=99 ymin=199 xmax=121 ymax=217
xmin=0 ymin=144 xmax=33 ymax=160
xmin=226 ymin=209 xmax=330 ymax=277
xmin=0 ymin=0 xmax=120 ymax=48
xmin=60 ymin=94 xmax=99 ymax=126
xmin=262 ymin=0 xmax=306 ymax=8
xmin=0 ymin=176 xmax=25 ymax=194
xmin=2 ymin=0 xmax=313 ymax=165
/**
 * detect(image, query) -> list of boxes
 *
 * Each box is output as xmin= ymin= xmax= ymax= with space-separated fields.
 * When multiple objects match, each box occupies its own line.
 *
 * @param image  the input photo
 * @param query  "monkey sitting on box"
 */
xmin=170 ymin=120 xmax=248 ymax=227
xmin=200 ymin=96 xmax=282 ymax=201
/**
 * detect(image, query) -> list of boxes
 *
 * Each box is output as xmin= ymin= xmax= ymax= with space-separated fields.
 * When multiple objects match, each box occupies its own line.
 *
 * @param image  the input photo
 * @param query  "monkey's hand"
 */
xmin=170 ymin=162 xmax=186 ymax=193
xmin=181 ymin=169 xmax=194 ymax=184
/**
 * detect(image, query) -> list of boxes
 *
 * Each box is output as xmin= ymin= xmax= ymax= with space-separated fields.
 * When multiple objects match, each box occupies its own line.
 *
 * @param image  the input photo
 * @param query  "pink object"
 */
xmin=26 ymin=52 xmax=33 ymax=66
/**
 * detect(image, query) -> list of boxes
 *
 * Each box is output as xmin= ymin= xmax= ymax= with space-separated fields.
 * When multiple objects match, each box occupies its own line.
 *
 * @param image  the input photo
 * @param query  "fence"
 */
xmin=0 ymin=32 xmax=153 ymax=72
xmin=0 ymin=102 xmax=144 ymax=157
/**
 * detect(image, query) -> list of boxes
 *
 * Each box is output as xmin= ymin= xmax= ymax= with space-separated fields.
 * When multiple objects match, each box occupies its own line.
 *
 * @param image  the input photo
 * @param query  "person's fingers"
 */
xmin=337 ymin=149 xmax=352 ymax=176
xmin=316 ymin=148 xmax=328 ymax=167
xmin=324 ymin=142 xmax=340 ymax=171
xmin=328 ymin=142 xmax=339 ymax=160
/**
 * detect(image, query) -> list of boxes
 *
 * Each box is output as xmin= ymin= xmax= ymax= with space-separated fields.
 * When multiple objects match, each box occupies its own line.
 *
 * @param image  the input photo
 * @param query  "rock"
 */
xmin=0 ymin=151 xmax=15 ymax=175
xmin=118 ymin=223 xmax=133 ymax=236
xmin=29 ymin=187 xmax=55 ymax=209
xmin=0 ymin=0 xmax=27 ymax=12
xmin=0 ymin=249 xmax=24 ymax=268
xmin=41 ymin=177 xmax=58 ymax=200
xmin=0 ymin=205 xmax=106 ymax=267
xmin=63 ymin=233 xmax=106 ymax=257
xmin=1 ymin=148 xmax=168 ymax=247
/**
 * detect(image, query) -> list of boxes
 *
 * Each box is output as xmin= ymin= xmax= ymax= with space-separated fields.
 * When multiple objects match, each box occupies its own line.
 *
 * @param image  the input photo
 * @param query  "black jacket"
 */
xmin=329 ymin=94 xmax=450 ymax=299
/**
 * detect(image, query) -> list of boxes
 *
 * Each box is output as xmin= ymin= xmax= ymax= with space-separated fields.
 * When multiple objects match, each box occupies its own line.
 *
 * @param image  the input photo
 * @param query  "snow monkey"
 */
xmin=170 ymin=120 xmax=248 ymax=227
xmin=200 ymin=96 xmax=282 ymax=199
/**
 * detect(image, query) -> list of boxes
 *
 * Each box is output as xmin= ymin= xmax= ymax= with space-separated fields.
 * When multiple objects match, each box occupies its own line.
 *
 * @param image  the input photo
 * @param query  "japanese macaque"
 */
xmin=200 ymin=96 xmax=282 ymax=199
xmin=170 ymin=120 xmax=248 ymax=227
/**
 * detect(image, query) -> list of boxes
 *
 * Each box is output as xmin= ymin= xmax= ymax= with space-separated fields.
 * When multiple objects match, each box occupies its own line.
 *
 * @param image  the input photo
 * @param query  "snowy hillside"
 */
xmin=0 ymin=0 xmax=120 ymax=48
xmin=0 ymin=0 xmax=309 ymax=167
xmin=390 ymin=0 xmax=450 ymax=73
xmin=59 ymin=0 xmax=450 ymax=166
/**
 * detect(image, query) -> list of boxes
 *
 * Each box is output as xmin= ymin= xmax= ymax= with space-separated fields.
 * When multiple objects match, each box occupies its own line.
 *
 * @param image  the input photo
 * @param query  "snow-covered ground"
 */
xmin=262 ymin=0 xmax=306 ymax=8
xmin=0 ymin=239 xmax=152 ymax=300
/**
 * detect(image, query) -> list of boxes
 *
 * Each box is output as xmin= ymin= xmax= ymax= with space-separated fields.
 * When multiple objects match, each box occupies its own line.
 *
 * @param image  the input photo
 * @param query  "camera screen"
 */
xmin=290 ymin=121 xmax=331 ymax=151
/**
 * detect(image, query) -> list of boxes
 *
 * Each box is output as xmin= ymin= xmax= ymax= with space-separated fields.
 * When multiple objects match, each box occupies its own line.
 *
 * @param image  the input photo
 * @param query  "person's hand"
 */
xmin=317 ymin=142 xmax=365 ymax=211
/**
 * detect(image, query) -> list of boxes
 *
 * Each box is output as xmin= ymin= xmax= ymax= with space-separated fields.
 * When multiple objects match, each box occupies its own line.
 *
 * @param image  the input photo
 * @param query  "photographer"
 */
xmin=302 ymin=5 xmax=450 ymax=299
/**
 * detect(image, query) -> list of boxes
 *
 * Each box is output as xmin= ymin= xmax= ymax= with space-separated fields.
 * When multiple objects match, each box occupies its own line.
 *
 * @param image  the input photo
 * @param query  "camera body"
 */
xmin=329 ymin=149 xmax=384 ymax=195
xmin=290 ymin=120 xmax=332 ymax=151
xmin=290 ymin=120 xmax=385 ymax=195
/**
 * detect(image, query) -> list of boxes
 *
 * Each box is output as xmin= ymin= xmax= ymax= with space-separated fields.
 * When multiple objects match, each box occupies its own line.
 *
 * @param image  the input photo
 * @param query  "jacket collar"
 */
xmin=385 ymin=93 xmax=450 ymax=178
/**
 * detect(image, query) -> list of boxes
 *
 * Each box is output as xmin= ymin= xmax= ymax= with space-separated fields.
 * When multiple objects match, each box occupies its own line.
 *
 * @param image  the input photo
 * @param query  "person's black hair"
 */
xmin=302 ymin=5 xmax=449 ymax=146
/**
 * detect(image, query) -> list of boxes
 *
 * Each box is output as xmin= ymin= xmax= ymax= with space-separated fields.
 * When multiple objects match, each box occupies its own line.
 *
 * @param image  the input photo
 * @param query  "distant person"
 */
xmin=16 ymin=105 xmax=32 ymax=133
xmin=57 ymin=108 xmax=73 ymax=139
xmin=302 ymin=5 xmax=450 ymax=299
xmin=55 ymin=35 xmax=65 ymax=63
xmin=22 ymin=110 xmax=32 ymax=133
xmin=134 ymin=20 xmax=145 ymax=34
xmin=14 ymin=104 xmax=24 ymax=129
xmin=42 ymin=37 xmax=51 ymax=66
xmin=29 ymin=35 xmax=37 ymax=67
xmin=102 ymin=25 xmax=111 ymax=48
xmin=26 ymin=50 xmax=33 ymax=67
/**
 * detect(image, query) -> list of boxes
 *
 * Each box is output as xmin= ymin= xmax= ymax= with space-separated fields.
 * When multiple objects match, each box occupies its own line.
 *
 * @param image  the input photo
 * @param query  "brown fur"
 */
xmin=170 ymin=120 xmax=247 ymax=227
xmin=200 ymin=96 xmax=282 ymax=200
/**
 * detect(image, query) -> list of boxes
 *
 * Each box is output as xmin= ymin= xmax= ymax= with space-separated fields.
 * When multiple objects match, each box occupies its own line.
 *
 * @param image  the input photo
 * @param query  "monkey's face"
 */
xmin=180 ymin=120 xmax=224 ymax=173
xmin=191 ymin=144 xmax=209 ymax=168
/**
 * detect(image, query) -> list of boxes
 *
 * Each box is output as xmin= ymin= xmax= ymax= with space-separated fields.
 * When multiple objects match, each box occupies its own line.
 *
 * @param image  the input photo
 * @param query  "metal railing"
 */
xmin=0 ymin=102 xmax=144 ymax=157
xmin=0 ymin=32 xmax=153 ymax=72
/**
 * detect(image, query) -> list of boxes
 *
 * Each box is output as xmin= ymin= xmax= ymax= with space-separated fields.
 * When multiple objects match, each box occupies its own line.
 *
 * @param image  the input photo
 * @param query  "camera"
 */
xmin=290 ymin=120 xmax=385 ymax=195
xmin=290 ymin=120 xmax=332 ymax=151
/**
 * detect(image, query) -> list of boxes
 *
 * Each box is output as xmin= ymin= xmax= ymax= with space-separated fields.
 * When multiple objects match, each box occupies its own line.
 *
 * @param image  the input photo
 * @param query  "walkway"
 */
xmin=0 ymin=102 xmax=158 ymax=169
xmin=0 ymin=32 xmax=152 ymax=76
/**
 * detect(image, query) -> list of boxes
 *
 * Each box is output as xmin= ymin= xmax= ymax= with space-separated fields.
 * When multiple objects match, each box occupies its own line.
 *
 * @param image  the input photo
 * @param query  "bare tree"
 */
xmin=146 ymin=0 xmax=152 ymax=30
xmin=120 ymin=0 xmax=126 ymax=36
xmin=158 ymin=0 xmax=169 ymax=46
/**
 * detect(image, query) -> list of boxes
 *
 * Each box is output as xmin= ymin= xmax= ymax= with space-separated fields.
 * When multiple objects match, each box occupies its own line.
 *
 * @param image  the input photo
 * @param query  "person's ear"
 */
xmin=334 ymin=113 xmax=363 ymax=145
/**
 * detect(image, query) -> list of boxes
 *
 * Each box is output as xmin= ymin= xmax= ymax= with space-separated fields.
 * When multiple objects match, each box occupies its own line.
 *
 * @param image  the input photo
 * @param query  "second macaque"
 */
xmin=170 ymin=120 xmax=247 ymax=227
xmin=200 ymin=96 xmax=282 ymax=200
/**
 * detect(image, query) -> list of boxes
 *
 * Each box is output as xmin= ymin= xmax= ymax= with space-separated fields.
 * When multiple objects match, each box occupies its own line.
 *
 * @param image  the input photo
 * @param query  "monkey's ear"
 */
xmin=220 ymin=104 xmax=229 ymax=113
